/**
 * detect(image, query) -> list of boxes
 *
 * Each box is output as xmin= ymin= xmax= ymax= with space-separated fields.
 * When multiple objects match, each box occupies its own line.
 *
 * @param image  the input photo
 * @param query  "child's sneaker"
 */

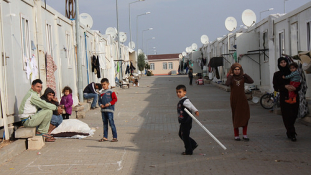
xmin=291 ymin=97 xmax=297 ymax=104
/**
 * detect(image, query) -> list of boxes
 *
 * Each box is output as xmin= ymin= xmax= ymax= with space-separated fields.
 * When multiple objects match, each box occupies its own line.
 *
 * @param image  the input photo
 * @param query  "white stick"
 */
xmin=184 ymin=108 xmax=227 ymax=150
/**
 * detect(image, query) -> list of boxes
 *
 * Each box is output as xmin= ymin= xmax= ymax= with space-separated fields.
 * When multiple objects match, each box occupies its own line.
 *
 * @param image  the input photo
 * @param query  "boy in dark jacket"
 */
xmin=176 ymin=85 xmax=199 ymax=155
xmin=188 ymin=68 xmax=193 ymax=85
xmin=98 ymin=78 xmax=118 ymax=142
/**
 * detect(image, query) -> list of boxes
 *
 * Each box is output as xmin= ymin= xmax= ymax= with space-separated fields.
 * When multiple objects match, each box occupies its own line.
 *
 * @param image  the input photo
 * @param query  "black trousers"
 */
xmin=62 ymin=114 xmax=70 ymax=120
xmin=179 ymin=122 xmax=197 ymax=154
xmin=189 ymin=77 xmax=193 ymax=85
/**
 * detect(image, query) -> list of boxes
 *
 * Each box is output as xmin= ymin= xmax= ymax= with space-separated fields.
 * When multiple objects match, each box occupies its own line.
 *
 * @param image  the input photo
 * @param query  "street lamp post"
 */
xmin=75 ymin=0 xmax=83 ymax=102
xmin=116 ymin=0 xmax=123 ymax=80
xmin=145 ymin=37 xmax=155 ymax=56
xmin=129 ymin=0 xmax=144 ymax=46
xmin=142 ymin=28 xmax=153 ymax=52
xmin=284 ymin=0 xmax=289 ymax=13
xmin=136 ymin=12 xmax=150 ymax=50
xmin=260 ymin=8 xmax=273 ymax=20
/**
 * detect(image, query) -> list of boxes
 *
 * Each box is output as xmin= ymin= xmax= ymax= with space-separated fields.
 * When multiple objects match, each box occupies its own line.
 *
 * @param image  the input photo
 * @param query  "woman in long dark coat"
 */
xmin=273 ymin=57 xmax=299 ymax=142
xmin=226 ymin=63 xmax=254 ymax=141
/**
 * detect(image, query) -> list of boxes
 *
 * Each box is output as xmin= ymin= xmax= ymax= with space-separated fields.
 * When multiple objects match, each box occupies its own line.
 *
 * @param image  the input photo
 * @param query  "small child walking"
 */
xmin=176 ymin=85 xmax=199 ymax=155
xmin=98 ymin=78 xmax=118 ymax=142
xmin=60 ymin=86 xmax=73 ymax=120
xmin=188 ymin=68 xmax=193 ymax=85
xmin=282 ymin=62 xmax=301 ymax=104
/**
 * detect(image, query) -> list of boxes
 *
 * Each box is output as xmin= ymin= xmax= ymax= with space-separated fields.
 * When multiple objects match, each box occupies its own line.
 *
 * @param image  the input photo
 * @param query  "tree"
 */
xmin=145 ymin=63 xmax=150 ymax=70
xmin=137 ymin=53 xmax=146 ymax=71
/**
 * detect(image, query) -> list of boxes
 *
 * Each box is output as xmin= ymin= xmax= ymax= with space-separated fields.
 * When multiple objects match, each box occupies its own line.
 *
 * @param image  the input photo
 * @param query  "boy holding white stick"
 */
xmin=176 ymin=85 xmax=199 ymax=155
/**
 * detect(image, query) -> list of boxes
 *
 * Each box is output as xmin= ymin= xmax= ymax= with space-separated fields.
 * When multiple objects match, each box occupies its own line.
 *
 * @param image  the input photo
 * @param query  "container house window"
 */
xmin=80 ymin=36 xmax=85 ymax=66
xmin=21 ymin=16 xmax=31 ymax=70
xmin=46 ymin=23 xmax=53 ymax=56
xmin=163 ymin=62 xmax=167 ymax=69
xmin=150 ymin=63 xmax=155 ymax=70
xmin=278 ymin=31 xmax=285 ymax=57
xmin=291 ymin=22 xmax=298 ymax=55
xmin=168 ymin=62 xmax=173 ymax=69
xmin=263 ymin=32 xmax=268 ymax=49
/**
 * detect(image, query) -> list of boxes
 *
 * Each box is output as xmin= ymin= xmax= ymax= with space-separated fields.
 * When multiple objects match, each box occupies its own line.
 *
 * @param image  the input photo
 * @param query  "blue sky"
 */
xmin=46 ymin=0 xmax=311 ymax=55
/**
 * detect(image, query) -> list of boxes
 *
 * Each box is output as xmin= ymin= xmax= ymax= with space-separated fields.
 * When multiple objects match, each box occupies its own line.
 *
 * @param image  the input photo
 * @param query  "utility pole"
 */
xmin=75 ymin=0 xmax=83 ymax=102
xmin=116 ymin=0 xmax=122 ymax=80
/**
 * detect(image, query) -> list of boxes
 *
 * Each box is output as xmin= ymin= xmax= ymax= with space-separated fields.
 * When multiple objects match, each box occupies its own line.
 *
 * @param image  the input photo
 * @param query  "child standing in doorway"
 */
xmin=98 ymin=78 xmax=118 ymax=142
xmin=176 ymin=85 xmax=199 ymax=155
xmin=60 ymin=86 xmax=73 ymax=120
xmin=282 ymin=62 xmax=301 ymax=104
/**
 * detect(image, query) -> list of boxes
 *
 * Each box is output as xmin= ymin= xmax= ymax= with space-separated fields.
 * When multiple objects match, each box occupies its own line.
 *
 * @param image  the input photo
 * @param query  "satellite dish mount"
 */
xmin=242 ymin=9 xmax=257 ymax=28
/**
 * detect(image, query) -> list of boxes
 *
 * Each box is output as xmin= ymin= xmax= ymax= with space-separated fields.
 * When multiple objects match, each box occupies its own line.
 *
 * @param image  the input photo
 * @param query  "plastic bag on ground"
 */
xmin=51 ymin=119 xmax=95 ymax=139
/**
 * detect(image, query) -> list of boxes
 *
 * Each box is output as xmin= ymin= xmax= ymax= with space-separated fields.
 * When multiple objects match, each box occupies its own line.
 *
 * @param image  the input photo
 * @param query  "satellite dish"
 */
xmin=80 ymin=13 xmax=93 ymax=29
xmin=191 ymin=43 xmax=198 ymax=51
xmin=119 ymin=32 xmax=127 ymax=43
xmin=129 ymin=41 xmax=135 ymax=49
xmin=179 ymin=54 xmax=183 ymax=59
xmin=138 ymin=49 xmax=143 ymax=55
xmin=242 ymin=9 xmax=256 ymax=27
xmin=201 ymin=35 xmax=209 ymax=44
xmin=225 ymin=17 xmax=237 ymax=32
xmin=105 ymin=27 xmax=117 ymax=40
xmin=182 ymin=51 xmax=186 ymax=56
xmin=186 ymin=47 xmax=191 ymax=53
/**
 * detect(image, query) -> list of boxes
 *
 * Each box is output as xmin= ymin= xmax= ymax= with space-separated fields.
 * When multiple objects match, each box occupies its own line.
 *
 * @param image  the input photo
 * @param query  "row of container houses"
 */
xmin=186 ymin=1 xmax=311 ymax=99
xmin=0 ymin=0 xmax=135 ymax=138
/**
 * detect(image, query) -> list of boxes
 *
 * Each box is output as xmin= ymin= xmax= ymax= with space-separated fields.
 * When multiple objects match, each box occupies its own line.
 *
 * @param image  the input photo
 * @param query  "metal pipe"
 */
xmin=184 ymin=108 xmax=227 ymax=150
xmin=84 ymin=32 xmax=89 ymax=84
xmin=75 ymin=0 xmax=83 ymax=102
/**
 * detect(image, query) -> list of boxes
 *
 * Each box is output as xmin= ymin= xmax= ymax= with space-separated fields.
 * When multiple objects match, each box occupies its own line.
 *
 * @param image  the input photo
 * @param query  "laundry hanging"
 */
xmin=46 ymin=54 xmax=57 ymax=95
xmin=96 ymin=56 xmax=101 ymax=78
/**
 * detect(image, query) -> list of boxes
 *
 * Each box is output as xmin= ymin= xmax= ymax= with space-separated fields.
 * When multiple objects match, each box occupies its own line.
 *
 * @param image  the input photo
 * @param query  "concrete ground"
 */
xmin=0 ymin=75 xmax=311 ymax=175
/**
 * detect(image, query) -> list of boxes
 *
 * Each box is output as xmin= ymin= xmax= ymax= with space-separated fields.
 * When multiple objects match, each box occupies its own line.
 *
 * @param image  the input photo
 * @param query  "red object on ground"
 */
xmin=196 ymin=79 xmax=204 ymax=85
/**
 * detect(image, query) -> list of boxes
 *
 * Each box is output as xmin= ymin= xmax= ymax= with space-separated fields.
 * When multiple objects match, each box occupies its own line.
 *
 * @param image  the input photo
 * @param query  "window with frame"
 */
xmin=163 ymin=62 xmax=167 ymax=69
xmin=80 ymin=36 xmax=85 ymax=66
xmin=21 ymin=16 xmax=31 ymax=70
xmin=150 ymin=63 xmax=155 ymax=70
xmin=307 ymin=21 xmax=311 ymax=51
xmin=278 ymin=31 xmax=285 ymax=57
xmin=168 ymin=62 xmax=173 ymax=69
xmin=291 ymin=22 xmax=299 ymax=55
xmin=46 ymin=23 xmax=53 ymax=56
xmin=66 ymin=32 xmax=72 ymax=67
xmin=262 ymin=32 xmax=268 ymax=61
xmin=263 ymin=32 xmax=268 ymax=49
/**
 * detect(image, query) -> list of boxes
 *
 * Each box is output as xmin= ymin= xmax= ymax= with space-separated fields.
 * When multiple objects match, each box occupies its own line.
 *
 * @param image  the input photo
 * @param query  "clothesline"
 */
xmin=91 ymin=53 xmax=110 ymax=62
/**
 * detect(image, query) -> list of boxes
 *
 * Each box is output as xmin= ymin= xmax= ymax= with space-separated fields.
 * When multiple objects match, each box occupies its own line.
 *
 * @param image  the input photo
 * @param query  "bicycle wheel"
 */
xmin=260 ymin=94 xmax=274 ymax=109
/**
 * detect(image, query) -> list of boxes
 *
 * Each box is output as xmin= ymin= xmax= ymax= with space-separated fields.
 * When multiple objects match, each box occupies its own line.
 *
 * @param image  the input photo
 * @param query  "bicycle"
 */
xmin=260 ymin=91 xmax=280 ymax=109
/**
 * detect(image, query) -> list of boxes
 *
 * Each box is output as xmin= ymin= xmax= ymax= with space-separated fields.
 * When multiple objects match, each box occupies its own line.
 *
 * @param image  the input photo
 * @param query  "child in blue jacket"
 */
xmin=98 ymin=78 xmax=118 ymax=142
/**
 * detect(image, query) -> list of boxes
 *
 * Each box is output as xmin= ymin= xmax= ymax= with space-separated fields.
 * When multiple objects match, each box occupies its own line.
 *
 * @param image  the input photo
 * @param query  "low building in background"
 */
xmin=147 ymin=54 xmax=180 ymax=75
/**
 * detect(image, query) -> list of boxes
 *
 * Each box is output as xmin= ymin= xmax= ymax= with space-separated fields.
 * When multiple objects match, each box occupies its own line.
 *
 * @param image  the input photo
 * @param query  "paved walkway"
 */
xmin=1 ymin=75 xmax=311 ymax=175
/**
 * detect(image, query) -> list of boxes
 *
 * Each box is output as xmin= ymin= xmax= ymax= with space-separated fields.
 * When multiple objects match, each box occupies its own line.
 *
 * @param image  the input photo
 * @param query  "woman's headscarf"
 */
xmin=277 ymin=57 xmax=291 ymax=76
xmin=229 ymin=63 xmax=244 ymax=80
